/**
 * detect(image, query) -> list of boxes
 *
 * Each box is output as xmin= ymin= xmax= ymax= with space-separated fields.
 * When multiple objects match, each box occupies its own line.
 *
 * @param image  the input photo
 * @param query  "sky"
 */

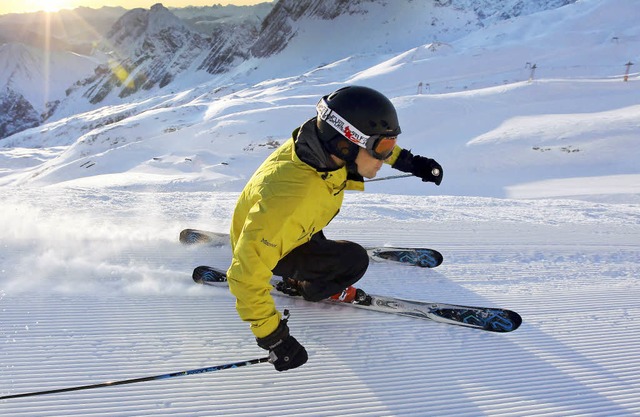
xmin=0 ymin=0 xmax=270 ymax=15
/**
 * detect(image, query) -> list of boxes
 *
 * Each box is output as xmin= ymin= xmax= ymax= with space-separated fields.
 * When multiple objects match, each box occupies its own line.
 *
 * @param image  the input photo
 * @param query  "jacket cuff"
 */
xmin=250 ymin=311 xmax=282 ymax=339
xmin=384 ymin=145 xmax=404 ymax=166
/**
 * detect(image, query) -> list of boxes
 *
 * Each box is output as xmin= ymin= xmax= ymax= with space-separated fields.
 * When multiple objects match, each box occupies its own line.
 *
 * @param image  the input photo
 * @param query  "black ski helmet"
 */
xmin=316 ymin=86 xmax=401 ymax=162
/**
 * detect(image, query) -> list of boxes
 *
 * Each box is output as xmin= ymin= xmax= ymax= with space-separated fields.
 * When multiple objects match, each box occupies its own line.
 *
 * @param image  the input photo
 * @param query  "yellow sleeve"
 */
xmin=384 ymin=145 xmax=404 ymax=166
xmin=227 ymin=195 xmax=311 ymax=339
xmin=227 ymin=200 xmax=282 ymax=339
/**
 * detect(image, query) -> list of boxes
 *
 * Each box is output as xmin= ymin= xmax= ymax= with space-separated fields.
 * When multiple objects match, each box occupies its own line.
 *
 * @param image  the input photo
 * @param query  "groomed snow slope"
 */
xmin=1 ymin=189 xmax=639 ymax=416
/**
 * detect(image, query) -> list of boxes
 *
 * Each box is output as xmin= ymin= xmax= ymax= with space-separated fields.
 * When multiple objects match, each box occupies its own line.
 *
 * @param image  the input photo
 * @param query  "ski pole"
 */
xmin=366 ymin=168 xmax=440 ymax=183
xmin=0 ymin=357 xmax=270 ymax=400
xmin=366 ymin=173 xmax=413 ymax=182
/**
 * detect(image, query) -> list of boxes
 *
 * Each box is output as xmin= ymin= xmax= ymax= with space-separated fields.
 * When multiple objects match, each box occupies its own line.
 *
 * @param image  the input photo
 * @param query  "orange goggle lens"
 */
xmin=369 ymin=136 xmax=397 ymax=160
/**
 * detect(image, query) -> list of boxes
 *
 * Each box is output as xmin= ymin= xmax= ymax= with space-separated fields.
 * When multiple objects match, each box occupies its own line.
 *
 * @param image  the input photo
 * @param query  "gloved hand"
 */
xmin=392 ymin=149 xmax=443 ymax=185
xmin=256 ymin=311 xmax=308 ymax=372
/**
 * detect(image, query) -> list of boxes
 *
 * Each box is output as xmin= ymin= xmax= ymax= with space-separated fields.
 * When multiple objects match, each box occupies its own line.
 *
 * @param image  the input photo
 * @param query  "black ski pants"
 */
xmin=272 ymin=230 xmax=369 ymax=301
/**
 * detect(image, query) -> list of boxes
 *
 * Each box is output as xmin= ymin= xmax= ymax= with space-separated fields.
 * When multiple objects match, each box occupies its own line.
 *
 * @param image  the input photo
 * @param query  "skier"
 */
xmin=226 ymin=86 xmax=443 ymax=371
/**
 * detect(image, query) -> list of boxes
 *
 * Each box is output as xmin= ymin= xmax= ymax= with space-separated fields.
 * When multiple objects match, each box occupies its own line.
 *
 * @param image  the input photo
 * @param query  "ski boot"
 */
xmin=330 ymin=286 xmax=372 ymax=306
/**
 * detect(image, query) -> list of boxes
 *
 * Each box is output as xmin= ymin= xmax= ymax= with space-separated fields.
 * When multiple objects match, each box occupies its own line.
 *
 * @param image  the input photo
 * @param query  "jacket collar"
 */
xmin=291 ymin=119 xmax=365 ymax=192
xmin=293 ymin=118 xmax=341 ymax=172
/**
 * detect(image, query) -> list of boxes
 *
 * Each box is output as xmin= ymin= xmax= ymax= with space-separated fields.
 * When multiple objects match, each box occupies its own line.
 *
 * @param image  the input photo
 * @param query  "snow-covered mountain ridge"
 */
xmin=1 ymin=0 xmax=582 ymax=139
xmin=0 ymin=3 xmax=272 ymax=138
xmin=75 ymin=4 xmax=210 ymax=104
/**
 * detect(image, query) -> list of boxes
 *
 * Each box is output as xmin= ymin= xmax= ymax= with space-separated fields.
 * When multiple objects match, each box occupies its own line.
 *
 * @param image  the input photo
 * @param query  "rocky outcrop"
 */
xmin=250 ymin=0 xmax=356 ymax=58
xmin=198 ymin=21 xmax=258 ymax=74
xmin=74 ymin=4 xmax=209 ymax=103
xmin=446 ymin=0 xmax=576 ymax=22
xmin=0 ymin=87 xmax=41 ymax=138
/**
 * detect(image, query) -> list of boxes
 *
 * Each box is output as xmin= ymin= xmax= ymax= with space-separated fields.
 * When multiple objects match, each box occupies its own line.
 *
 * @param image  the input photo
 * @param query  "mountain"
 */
xmin=67 ymin=4 xmax=209 ymax=105
xmin=0 ymin=3 xmax=270 ymax=139
xmin=53 ymin=0 xmax=583 ymax=119
xmin=172 ymin=3 xmax=273 ymax=35
xmin=1 ymin=0 xmax=637 ymax=203
xmin=0 ymin=42 xmax=101 ymax=138
xmin=0 ymin=0 xmax=581 ymax=139
xmin=249 ymin=0 xmax=576 ymax=67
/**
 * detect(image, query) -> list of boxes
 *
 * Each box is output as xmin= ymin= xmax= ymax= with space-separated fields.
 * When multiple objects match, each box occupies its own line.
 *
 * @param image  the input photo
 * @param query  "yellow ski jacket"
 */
xmin=227 ymin=127 xmax=403 ymax=338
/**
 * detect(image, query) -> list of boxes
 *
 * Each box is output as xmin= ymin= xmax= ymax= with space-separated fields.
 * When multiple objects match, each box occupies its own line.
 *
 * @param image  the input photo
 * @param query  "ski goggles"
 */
xmin=366 ymin=135 xmax=397 ymax=160
xmin=317 ymin=97 xmax=398 ymax=160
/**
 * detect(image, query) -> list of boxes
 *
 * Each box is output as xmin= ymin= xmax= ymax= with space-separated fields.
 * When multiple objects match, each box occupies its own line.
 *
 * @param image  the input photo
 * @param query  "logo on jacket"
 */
xmin=261 ymin=238 xmax=276 ymax=248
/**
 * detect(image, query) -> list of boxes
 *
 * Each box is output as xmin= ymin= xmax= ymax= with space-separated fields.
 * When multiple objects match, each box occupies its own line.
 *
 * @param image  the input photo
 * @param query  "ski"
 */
xmin=192 ymin=265 xmax=522 ymax=333
xmin=180 ymin=228 xmax=443 ymax=268
xmin=180 ymin=228 xmax=229 ymax=246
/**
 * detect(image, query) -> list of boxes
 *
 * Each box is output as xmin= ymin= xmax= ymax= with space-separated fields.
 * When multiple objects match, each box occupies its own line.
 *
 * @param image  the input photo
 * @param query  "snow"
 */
xmin=1 ymin=0 xmax=640 ymax=415
xmin=1 ymin=189 xmax=639 ymax=415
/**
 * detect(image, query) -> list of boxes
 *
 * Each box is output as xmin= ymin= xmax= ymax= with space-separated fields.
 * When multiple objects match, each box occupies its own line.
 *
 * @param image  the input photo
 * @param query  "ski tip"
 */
xmin=508 ymin=312 xmax=523 ymax=332
xmin=429 ymin=251 xmax=444 ymax=268
xmin=492 ymin=310 xmax=522 ymax=332
xmin=413 ymin=248 xmax=443 ymax=268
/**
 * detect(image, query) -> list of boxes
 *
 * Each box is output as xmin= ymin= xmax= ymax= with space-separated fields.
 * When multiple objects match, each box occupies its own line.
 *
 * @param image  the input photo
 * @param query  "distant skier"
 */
xmin=226 ymin=86 xmax=443 ymax=371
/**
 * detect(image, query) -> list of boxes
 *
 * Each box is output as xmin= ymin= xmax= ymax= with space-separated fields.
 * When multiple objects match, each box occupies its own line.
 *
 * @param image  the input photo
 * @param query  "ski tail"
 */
xmin=180 ymin=229 xmax=229 ymax=247
xmin=193 ymin=265 xmax=227 ymax=283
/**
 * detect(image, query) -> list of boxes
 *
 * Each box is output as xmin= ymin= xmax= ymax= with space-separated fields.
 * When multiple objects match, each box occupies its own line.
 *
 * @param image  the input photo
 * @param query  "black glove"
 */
xmin=392 ymin=149 xmax=443 ymax=185
xmin=256 ymin=311 xmax=308 ymax=372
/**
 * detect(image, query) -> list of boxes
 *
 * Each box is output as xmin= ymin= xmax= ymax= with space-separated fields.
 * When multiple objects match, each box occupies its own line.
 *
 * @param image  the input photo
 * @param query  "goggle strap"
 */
xmin=316 ymin=98 xmax=369 ymax=149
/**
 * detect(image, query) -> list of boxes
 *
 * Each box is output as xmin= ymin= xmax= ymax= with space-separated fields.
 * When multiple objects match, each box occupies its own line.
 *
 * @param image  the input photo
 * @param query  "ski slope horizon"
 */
xmin=1 ymin=0 xmax=640 ymax=415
